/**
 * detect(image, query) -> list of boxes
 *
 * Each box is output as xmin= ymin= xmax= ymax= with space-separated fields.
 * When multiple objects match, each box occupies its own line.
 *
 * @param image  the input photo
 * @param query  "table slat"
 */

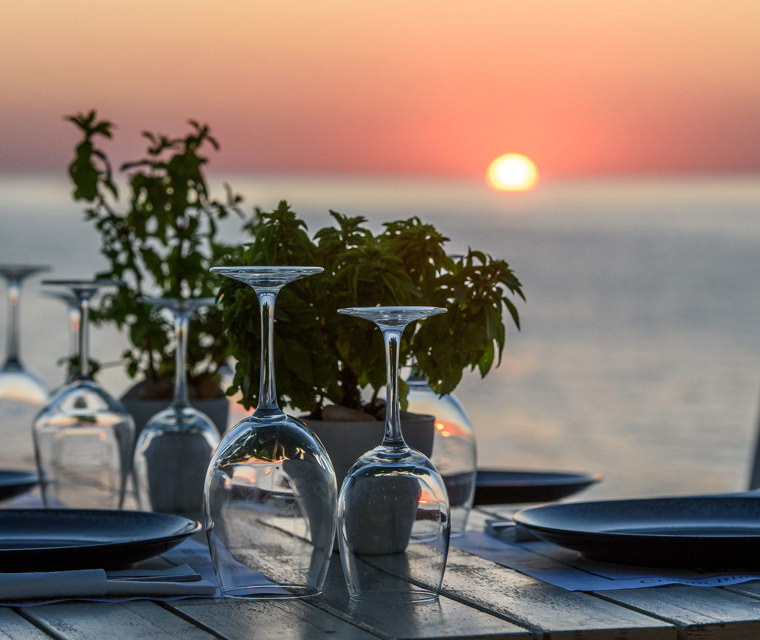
xmin=425 ymin=511 xmax=675 ymax=639
xmin=595 ymin=587 xmax=760 ymax=640
xmin=20 ymin=601 xmax=216 ymax=640
xmin=726 ymin=582 xmax=760 ymax=599
xmin=0 ymin=609 xmax=51 ymax=639
xmin=169 ymin=597 xmax=378 ymax=639
xmin=437 ymin=546 xmax=676 ymax=639
xmin=312 ymin=557 xmax=531 ymax=639
xmin=471 ymin=507 xmax=760 ymax=638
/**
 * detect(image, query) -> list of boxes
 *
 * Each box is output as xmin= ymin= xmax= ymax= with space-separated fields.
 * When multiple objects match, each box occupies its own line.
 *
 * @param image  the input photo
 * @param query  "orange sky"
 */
xmin=2 ymin=1 xmax=760 ymax=179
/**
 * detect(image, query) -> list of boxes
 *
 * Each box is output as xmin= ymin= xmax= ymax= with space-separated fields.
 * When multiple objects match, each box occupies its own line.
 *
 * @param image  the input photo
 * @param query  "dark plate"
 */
xmin=0 ymin=509 xmax=201 ymax=571
xmin=514 ymin=496 xmax=760 ymax=569
xmin=0 ymin=471 xmax=38 ymax=502
xmin=473 ymin=469 xmax=601 ymax=505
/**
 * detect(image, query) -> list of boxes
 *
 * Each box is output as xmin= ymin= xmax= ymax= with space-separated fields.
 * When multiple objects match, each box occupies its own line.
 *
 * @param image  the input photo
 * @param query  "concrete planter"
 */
xmin=303 ymin=413 xmax=435 ymax=488
xmin=120 ymin=382 xmax=229 ymax=440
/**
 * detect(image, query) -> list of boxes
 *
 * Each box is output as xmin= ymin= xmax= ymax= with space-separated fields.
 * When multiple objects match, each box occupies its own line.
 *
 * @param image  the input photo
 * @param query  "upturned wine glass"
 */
xmin=204 ymin=266 xmax=337 ymax=599
xmin=33 ymin=280 xmax=135 ymax=509
xmin=0 ymin=265 xmax=50 ymax=404
xmin=337 ymin=306 xmax=450 ymax=603
xmin=134 ymin=297 xmax=220 ymax=521
xmin=406 ymin=368 xmax=476 ymax=536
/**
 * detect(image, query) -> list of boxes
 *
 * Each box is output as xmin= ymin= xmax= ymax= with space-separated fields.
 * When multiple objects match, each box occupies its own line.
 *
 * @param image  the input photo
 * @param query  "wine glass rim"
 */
xmin=41 ymin=289 xmax=77 ymax=299
xmin=41 ymin=278 xmax=124 ymax=288
xmin=0 ymin=264 xmax=51 ymax=274
xmin=141 ymin=296 xmax=216 ymax=309
xmin=338 ymin=305 xmax=446 ymax=314
xmin=210 ymin=266 xmax=323 ymax=274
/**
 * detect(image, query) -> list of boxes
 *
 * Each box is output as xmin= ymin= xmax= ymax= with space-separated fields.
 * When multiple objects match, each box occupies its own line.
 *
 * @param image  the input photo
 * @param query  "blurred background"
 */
xmin=1 ymin=1 xmax=760 ymax=497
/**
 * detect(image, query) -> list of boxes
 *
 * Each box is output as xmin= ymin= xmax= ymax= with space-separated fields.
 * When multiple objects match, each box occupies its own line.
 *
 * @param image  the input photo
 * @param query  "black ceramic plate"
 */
xmin=0 ymin=509 xmax=201 ymax=571
xmin=0 ymin=471 xmax=38 ymax=502
xmin=514 ymin=496 xmax=760 ymax=569
xmin=473 ymin=469 xmax=601 ymax=505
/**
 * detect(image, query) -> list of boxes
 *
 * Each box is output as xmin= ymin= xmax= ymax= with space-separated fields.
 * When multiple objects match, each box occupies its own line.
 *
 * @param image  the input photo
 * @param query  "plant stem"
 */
xmin=339 ymin=365 xmax=361 ymax=410
xmin=381 ymin=328 xmax=405 ymax=447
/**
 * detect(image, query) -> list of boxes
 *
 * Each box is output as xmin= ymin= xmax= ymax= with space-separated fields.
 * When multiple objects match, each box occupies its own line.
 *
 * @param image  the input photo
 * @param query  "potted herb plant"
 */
xmin=216 ymin=202 xmax=524 ymax=484
xmin=66 ymin=111 xmax=246 ymax=434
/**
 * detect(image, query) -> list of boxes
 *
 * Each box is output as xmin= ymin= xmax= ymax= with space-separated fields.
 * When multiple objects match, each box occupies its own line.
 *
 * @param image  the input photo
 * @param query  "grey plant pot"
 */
xmin=303 ymin=413 xmax=435 ymax=489
xmin=121 ymin=383 xmax=229 ymax=440
xmin=304 ymin=413 xmax=435 ymax=555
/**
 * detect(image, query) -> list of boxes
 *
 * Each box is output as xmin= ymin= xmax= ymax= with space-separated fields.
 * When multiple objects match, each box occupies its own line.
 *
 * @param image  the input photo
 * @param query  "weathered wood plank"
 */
xmin=0 ymin=609 xmax=52 ymax=639
xmin=472 ymin=507 xmax=760 ymax=638
xmin=170 ymin=597 xmax=378 ymax=639
xmin=20 ymin=600 xmax=215 ymax=640
xmin=441 ymin=510 xmax=676 ymax=638
xmin=311 ymin=555 xmax=531 ymax=639
xmin=595 ymin=587 xmax=760 ymax=640
xmin=725 ymin=582 xmax=760 ymax=599
xmin=435 ymin=546 xmax=676 ymax=639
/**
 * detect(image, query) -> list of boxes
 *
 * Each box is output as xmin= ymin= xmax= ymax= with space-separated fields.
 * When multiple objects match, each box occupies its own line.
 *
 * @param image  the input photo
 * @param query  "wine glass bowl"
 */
xmin=34 ymin=378 xmax=134 ymax=508
xmin=0 ymin=367 xmax=49 ymax=406
xmin=206 ymin=413 xmax=337 ymax=597
xmin=0 ymin=264 xmax=50 ymax=405
xmin=336 ymin=306 xmax=450 ymax=603
xmin=204 ymin=266 xmax=337 ymax=599
xmin=135 ymin=405 xmax=219 ymax=520
xmin=406 ymin=372 xmax=477 ymax=537
xmin=32 ymin=279 xmax=134 ymax=509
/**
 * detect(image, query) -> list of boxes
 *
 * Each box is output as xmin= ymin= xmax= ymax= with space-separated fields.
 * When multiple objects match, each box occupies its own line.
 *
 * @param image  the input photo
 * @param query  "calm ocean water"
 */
xmin=1 ymin=173 xmax=760 ymax=499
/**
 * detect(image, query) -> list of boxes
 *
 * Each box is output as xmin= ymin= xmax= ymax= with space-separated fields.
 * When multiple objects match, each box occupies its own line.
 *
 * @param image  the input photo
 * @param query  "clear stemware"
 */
xmin=134 ymin=297 xmax=220 ymax=521
xmin=33 ymin=280 xmax=135 ymax=509
xmin=337 ymin=306 xmax=450 ymax=603
xmin=0 ymin=265 xmax=50 ymax=404
xmin=204 ymin=266 xmax=337 ymax=599
xmin=406 ymin=367 xmax=476 ymax=537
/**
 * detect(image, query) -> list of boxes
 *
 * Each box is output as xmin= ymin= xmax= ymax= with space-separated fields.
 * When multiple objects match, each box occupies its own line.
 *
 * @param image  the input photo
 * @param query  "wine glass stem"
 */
xmin=172 ymin=309 xmax=190 ymax=410
xmin=382 ymin=328 xmax=405 ymax=447
xmin=68 ymin=303 xmax=80 ymax=359
xmin=76 ymin=293 xmax=91 ymax=380
xmin=256 ymin=290 xmax=279 ymax=413
xmin=4 ymin=277 xmax=21 ymax=366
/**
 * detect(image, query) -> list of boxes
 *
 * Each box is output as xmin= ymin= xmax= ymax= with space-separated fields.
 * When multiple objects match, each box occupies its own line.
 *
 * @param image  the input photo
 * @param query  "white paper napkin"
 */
xmin=0 ymin=565 xmax=216 ymax=601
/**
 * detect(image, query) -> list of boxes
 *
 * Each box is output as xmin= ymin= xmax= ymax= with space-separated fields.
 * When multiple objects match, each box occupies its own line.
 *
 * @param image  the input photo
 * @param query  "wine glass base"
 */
xmin=221 ymin=585 xmax=322 ymax=599
xmin=349 ymin=589 xmax=439 ymax=604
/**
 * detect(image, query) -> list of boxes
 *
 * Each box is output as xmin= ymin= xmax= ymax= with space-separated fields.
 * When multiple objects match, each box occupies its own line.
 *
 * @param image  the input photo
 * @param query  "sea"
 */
xmin=2 ymin=173 xmax=760 ymax=500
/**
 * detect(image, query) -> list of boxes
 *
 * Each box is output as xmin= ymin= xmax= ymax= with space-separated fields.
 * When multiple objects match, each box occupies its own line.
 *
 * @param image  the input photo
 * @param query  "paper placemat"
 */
xmin=453 ymin=527 xmax=760 ymax=591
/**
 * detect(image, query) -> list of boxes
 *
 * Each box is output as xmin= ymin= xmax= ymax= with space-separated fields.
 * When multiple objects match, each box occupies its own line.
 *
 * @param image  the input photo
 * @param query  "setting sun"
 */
xmin=487 ymin=154 xmax=539 ymax=192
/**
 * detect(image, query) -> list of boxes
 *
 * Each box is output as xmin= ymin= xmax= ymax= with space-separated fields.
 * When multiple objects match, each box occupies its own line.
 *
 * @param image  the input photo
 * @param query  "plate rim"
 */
xmin=0 ymin=508 xmax=202 ymax=553
xmin=514 ymin=495 xmax=760 ymax=540
xmin=476 ymin=469 xmax=602 ymax=487
xmin=0 ymin=470 xmax=38 ymax=486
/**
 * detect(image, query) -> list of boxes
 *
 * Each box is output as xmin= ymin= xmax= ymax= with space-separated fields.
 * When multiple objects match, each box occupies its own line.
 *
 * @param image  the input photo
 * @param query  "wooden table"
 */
xmin=5 ymin=507 xmax=760 ymax=640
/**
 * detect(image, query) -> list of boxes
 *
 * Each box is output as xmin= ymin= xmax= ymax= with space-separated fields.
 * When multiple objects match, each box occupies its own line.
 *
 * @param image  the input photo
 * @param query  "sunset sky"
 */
xmin=2 ymin=1 xmax=760 ymax=180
